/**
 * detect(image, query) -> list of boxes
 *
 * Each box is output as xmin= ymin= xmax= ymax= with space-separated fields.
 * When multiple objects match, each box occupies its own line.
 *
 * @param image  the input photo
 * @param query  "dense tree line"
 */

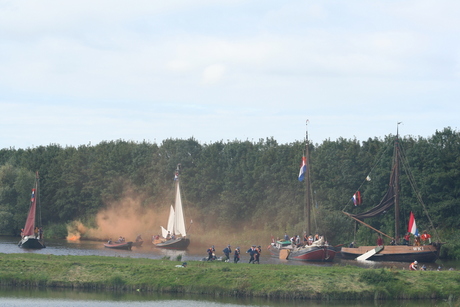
xmin=0 ymin=128 xmax=459 ymax=257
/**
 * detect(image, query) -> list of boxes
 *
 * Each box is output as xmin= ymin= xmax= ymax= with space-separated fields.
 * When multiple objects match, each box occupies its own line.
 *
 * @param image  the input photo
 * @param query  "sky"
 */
xmin=1 ymin=0 xmax=459 ymax=149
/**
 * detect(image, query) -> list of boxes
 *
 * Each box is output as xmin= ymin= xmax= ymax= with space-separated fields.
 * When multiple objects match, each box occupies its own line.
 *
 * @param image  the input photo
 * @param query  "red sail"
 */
xmin=23 ymin=188 xmax=37 ymax=236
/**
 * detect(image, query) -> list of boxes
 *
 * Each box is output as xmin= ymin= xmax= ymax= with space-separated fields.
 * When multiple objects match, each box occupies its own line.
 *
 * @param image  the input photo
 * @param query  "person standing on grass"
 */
xmin=223 ymin=245 xmax=232 ymax=262
xmin=207 ymin=245 xmax=215 ymax=261
xmin=234 ymin=247 xmax=240 ymax=263
xmin=247 ymin=245 xmax=256 ymax=263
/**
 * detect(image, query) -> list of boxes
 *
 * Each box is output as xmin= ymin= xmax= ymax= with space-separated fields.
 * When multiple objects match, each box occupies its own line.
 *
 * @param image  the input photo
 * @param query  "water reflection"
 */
xmin=0 ymin=287 xmax=447 ymax=307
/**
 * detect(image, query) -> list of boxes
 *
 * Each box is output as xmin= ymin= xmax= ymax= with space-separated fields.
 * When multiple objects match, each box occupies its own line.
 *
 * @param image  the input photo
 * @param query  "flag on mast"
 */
xmin=408 ymin=211 xmax=419 ymax=236
xmin=298 ymin=156 xmax=307 ymax=182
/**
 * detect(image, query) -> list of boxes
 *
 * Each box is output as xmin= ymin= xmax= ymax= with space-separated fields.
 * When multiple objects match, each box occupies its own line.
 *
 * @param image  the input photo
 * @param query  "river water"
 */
xmin=0 ymin=236 xmax=458 ymax=306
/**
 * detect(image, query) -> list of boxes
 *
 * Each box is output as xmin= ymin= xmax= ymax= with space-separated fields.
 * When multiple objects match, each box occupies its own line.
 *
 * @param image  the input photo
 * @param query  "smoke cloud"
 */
xmin=66 ymin=188 xmax=168 ymax=242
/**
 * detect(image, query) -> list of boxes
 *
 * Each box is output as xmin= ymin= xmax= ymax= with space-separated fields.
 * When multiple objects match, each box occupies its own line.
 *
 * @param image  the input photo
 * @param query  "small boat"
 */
xmin=154 ymin=164 xmax=191 ymax=249
xmin=340 ymin=124 xmax=442 ymax=262
xmin=18 ymin=172 xmax=46 ymax=249
xmin=104 ymin=241 xmax=133 ymax=250
xmin=132 ymin=240 xmax=144 ymax=247
xmin=268 ymin=123 xmax=336 ymax=262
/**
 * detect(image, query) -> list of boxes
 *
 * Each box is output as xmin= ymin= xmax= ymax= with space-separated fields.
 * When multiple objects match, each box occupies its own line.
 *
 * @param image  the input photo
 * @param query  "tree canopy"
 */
xmin=1 ymin=128 xmax=459 ymax=254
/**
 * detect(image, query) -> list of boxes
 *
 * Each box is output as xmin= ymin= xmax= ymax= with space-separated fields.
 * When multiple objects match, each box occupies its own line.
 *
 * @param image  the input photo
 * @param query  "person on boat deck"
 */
xmin=207 ymin=245 xmax=215 ymax=261
xmin=223 ymin=245 xmax=232 ymax=262
xmin=166 ymin=231 xmax=171 ymax=240
xmin=234 ymin=247 xmax=240 ymax=263
xmin=107 ymin=238 xmax=112 ymax=244
xmin=414 ymin=235 xmax=421 ymax=246
xmin=39 ymin=227 xmax=43 ymax=240
xmin=409 ymin=261 xmax=418 ymax=270
xmin=136 ymin=234 xmax=142 ymax=242
xmin=247 ymin=245 xmax=256 ymax=264
xmin=403 ymin=232 xmax=410 ymax=245
xmin=349 ymin=241 xmax=355 ymax=248
xmin=34 ymin=227 xmax=39 ymax=238
xmin=290 ymin=235 xmax=297 ymax=247
xmin=421 ymin=231 xmax=431 ymax=245
xmin=20 ymin=228 xmax=24 ymax=239
xmin=314 ymin=233 xmax=320 ymax=241
xmin=303 ymin=233 xmax=308 ymax=245
xmin=390 ymin=238 xmax=396 ymax=245
xmin=295 ymin=235 xmax=300 ymax=246
xmin=377 ymin=234 xmax=384 ymax=246
xmin=308 ymin=234 xmax=314 ymax=245
xmin=171 ymin=233 xmax=176 ymax=240
xmin=284 ymin=233 xmax=289 ymax=241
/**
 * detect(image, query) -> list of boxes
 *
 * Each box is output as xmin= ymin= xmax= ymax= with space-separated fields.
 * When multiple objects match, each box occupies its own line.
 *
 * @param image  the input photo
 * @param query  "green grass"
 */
xmin=0 ymin=253 xmax=459 ymax=301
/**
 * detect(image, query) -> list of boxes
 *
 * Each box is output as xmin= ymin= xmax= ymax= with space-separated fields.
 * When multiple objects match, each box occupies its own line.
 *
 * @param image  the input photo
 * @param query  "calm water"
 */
xmin=0 ymin=288 xmax=450 ymax=307
xmin=0 ymin=236 xmax=458 ymax=306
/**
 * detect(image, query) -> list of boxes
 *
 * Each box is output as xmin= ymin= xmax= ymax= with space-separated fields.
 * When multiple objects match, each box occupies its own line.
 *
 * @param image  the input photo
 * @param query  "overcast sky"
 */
xmin=1 ymin=1 xmax=459 ymax=149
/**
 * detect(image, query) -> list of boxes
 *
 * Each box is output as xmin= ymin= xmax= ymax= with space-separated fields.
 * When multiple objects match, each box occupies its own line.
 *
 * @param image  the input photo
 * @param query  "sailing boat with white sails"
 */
xmin=18 ymin=172 xmax=45 ymax=249
xmin=154 ymin=163 xmax=190 ymax=249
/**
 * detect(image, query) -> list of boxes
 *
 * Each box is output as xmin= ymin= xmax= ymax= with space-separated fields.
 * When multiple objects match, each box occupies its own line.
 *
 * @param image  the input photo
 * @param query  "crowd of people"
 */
xmin=205 ymin=244 xmax=262 ymax=264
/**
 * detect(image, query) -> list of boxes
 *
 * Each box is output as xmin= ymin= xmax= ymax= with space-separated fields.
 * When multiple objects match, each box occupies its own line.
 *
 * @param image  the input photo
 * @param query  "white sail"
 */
xmin=160 ymin=226 xmax=168 ymax=238
xmin=173 ymin=181 xmax=187 ymax=237
xmin=167 ymin=205 xmax=175 ymax=234
xmin=160 ymin=206 xmax=175 ymax=238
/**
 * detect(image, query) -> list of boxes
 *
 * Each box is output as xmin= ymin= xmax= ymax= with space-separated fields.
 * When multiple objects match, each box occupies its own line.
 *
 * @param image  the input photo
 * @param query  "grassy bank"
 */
xmin=0 ymin=253 xmax=459 ymax=301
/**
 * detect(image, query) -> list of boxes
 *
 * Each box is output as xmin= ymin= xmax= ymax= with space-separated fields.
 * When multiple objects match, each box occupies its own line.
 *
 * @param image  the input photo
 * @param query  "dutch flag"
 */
xmin=298 ymin=156 xmax=307 ymax=182
xmin=408 ymin=211 xmax=419 ymax=236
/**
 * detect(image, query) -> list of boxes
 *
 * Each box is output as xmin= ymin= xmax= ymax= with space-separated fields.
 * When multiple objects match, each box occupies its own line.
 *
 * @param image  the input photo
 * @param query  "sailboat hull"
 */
xmin=18 ymin=237 xmax=46 ymax=249
xmin=341 ymin=244 xmax=441 ymax=262
xmin=155 ymin=237 xmax=190 ymax=249
xmin=268 ymin=244 xmax=336 ymax=262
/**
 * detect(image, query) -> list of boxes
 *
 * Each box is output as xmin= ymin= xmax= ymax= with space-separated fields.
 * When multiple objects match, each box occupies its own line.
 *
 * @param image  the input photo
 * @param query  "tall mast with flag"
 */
xmin=298 ymin=120 xmax=311 ymax=236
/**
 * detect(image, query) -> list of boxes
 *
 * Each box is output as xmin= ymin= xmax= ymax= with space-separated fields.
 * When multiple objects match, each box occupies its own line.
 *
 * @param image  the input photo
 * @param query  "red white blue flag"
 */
xmin=408 ymin=211 xmax=419 ymax=236
xmin=352 ymin=191 xmax=362 ymax=206
xmin=298 ymin=156 xmax=307 ymax=182
xmin=31 ymin=188 xmax=36 ymax=203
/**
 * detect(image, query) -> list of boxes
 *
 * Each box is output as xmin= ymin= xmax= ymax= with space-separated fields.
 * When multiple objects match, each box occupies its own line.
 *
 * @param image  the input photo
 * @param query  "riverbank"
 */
xmin=0 ymin=253 xmax=459 ymax=301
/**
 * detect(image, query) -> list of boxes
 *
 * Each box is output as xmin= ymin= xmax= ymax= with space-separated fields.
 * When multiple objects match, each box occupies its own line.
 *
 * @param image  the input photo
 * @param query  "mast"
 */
xmin=304 ymin=121 xmax=311 ymax=236
xmin=394 ymin=123 xmax=401 ymax=240
xmin=174 ymin=163 xmax=187 ymax=237
xmin=36 ymin=171 xmax=42 ymax=230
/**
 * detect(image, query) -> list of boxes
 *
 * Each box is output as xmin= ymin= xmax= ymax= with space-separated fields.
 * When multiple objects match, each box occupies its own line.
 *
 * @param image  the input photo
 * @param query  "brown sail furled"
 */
xmin=347 ymin=166 xmax=396 ymax=220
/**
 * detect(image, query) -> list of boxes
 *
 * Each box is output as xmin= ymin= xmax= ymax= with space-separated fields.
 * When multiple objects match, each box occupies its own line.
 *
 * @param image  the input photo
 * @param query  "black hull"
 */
xmin=155 ymin=237 xmax=190 ymax=249
xmin=341 ymin=251 xmax=438 ymax=262
xmin=18 ymin=237 xmax=46 ymax=249
xmin=340 ymin=244 xmax=441 ymax=263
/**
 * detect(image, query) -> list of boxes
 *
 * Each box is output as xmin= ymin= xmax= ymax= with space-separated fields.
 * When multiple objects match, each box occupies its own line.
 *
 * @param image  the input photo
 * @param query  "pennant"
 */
xmin=352 ymin=191 xmax=362 ymax=206
xmin=408 ymin=211 xmax=419 ymax=236
xmin=298 ymin=156 xmax=307 ymax=182
xmin=31 ymin=188 xmax=36 ymax=202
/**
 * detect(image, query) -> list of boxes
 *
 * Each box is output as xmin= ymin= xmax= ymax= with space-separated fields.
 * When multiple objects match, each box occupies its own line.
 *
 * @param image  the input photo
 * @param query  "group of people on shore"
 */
xmin=206 ymin=244 xmax=262 ymax=264
xmin=409 ymin=261 xmax=454 ymax=271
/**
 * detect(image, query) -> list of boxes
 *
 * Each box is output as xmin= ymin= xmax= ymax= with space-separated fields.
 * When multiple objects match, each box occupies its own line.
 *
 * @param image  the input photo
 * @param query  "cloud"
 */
xmin=202 ymin=64 xmax=226 ymax=84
